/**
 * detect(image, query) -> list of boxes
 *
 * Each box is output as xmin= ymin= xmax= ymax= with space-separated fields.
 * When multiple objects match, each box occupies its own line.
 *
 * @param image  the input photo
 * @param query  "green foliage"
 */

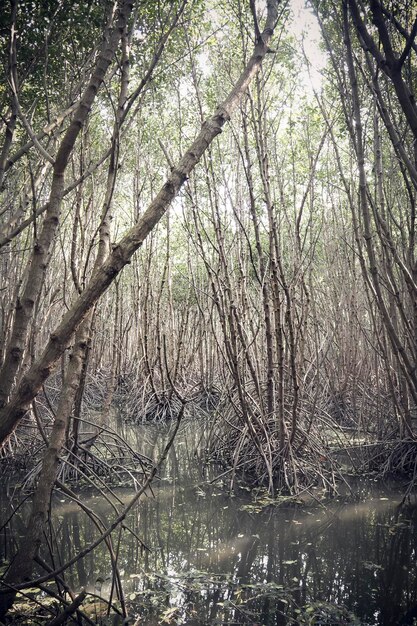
xmin=0 ymin=1 xmax=109 ymax=118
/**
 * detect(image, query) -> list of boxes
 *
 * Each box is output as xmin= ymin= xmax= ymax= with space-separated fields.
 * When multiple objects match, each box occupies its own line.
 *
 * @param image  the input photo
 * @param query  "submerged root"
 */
xmin=363 ymin=438 xmax=417 ymax=477
xmin=209 ymin=385 xmax=345 ymax=495
xmin=17 ymin=417 xmax=154 ymax=492
xmin=115 ymin=379 xmax=218 ymax=423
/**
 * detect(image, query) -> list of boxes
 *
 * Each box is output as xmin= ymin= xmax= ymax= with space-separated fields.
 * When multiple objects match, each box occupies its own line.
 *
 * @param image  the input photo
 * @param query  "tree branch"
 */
xmin=0 ymin=0 xmax=282 ymax=446
xmin=398 ymin=14 xmax=417 ymax=67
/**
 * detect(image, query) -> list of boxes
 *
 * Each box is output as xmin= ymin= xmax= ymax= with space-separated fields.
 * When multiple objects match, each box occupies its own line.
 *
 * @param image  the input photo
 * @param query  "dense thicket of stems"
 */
xmin=1 ymin=0 xmax=417 ymax=619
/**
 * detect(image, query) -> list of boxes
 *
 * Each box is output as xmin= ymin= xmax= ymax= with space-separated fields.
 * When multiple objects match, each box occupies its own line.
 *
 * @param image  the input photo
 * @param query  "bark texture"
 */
xmin=0 ymin=0 xmax=134 ymax=409
xmin=0 ymin=0 xmax=281 ymax=447
xmin=0 ymin=322 xmax=90 ymax=616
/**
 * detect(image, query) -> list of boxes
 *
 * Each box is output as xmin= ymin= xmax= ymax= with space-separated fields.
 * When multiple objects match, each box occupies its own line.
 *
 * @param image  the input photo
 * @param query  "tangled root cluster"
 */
xmin=367 ymin=439 xmax=417 ymax=476
xmin=209 ymin=384 xmax=344 ymax=494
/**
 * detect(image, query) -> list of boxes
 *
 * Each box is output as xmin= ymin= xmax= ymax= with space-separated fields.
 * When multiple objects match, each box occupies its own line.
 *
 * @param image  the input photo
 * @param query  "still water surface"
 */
xmin=1 ymin=419 xmax=417 ymax=625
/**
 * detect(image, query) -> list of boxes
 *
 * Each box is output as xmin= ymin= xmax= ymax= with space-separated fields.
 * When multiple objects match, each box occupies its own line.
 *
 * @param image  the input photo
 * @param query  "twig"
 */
xmin=45 ymin=590 xmax=86 ymax=626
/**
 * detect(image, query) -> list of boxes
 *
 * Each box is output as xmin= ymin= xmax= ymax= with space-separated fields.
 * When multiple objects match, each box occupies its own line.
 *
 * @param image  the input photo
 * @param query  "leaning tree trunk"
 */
xmin=0 ymin=0 xmax=281 ymax=449
xmin=0 ymin=20 xmax=139 ymax=615
xmin=0 ymin=0 xmax=134 ymax=409
xmin=0 ymin=322 xmax=91 ymax=616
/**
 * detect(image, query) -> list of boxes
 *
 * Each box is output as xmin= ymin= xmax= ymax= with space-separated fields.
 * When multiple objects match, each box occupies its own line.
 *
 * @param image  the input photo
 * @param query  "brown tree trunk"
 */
xmin=0 ymin=0 xmax=281 ymax=448
xmin=0 ymin=0 xmax=134 ymax=409
xmin=0 ymin=321 xmax=90 ymax=616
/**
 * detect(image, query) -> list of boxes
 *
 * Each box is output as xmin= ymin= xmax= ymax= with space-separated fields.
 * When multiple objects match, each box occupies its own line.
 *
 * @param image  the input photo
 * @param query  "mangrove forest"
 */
xmin=1 ymin=0 xmax=417 ymax=624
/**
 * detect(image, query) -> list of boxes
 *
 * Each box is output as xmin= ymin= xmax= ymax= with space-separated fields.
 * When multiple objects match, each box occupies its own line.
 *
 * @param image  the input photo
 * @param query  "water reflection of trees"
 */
xmin=1 ymin=427 xmax=417 ymax=625
xmin=52 ymin=477 xmax=417 ymax=623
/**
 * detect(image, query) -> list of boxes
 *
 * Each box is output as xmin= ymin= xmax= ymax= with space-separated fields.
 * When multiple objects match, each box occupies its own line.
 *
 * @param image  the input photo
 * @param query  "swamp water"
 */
xmin=1 ymin=419 xmax=417 ymax=625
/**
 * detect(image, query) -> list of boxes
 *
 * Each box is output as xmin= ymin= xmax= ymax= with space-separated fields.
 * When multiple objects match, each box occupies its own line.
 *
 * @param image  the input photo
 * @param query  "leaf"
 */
xmin=283 ymin=560 xmax=297 ymax=565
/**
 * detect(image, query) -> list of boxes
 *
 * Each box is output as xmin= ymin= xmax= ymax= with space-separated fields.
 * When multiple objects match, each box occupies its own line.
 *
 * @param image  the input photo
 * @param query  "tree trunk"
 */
xmin=0 ymin=0 xmax=281 ymax=448
xmin=0 ymin=321 xmax=90 ymax=617
xmin=0 ymin=0 xmax=134 ymax=409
